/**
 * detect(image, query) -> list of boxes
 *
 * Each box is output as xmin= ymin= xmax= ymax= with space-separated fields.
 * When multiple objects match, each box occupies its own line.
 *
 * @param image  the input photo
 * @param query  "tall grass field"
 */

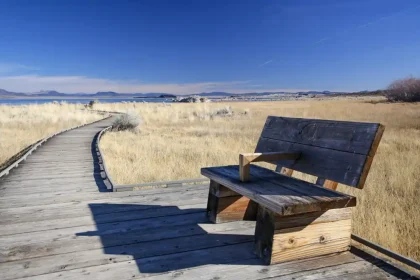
xmin=97 ymin=99 xmax=420 ymax=263
xmin=0 ymin=103 xmax=103 ymax=166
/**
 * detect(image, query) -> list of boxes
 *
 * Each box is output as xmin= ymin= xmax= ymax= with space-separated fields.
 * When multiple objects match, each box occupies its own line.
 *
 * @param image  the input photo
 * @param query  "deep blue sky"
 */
xmin=0 ymin=0 xmax=419 ymax=94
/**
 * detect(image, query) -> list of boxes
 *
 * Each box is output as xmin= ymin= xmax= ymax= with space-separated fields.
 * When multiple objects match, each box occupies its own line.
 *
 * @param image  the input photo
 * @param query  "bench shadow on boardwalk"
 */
xmin=76 ymin=202 xmax=412 ymax=277
xmin=76 ymin=203 xmax=257 ymax=273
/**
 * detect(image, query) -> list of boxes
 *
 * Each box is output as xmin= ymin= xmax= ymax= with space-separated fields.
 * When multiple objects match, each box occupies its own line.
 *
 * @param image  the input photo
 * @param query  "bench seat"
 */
xmin=201 ymin=165 xmax=356 ymax=216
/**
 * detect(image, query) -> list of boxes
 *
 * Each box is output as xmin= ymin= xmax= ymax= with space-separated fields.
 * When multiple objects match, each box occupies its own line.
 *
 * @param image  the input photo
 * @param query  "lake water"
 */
xmin=0 ymin=98 xmax=173 ymax=105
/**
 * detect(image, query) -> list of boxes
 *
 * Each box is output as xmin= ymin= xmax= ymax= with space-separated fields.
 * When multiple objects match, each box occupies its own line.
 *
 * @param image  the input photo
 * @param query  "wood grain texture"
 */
xmin=207 ymin=194 xmax=258 ymax=223
xmin=207 ymin=180 xmax=258 ymax=223
xmin=271 ymin=219 xmax=351 ymax=263
xmin=239 ymin=152 xmax=300 ymax=182
xmin=209 ymin=180 xmax=239 ymax=197
xmin=141 ymin=252 xmax=403 ymax=280
xmin=273 ymin=208 xmax=352 ymax=230
xmin=255 ymin=206 xmax=352 ymax=265
xmin=201 ymin=165 xmax=356 ymax=216
xmin=255 ymin=116 xmax=384 ymax=188
xmin=256 ymin=137 xmax=367 ymax=187
xmin=258 ymin=116 xmax=380 ymax=155
xmin=357 ymin=124 xmax=385 ymax=188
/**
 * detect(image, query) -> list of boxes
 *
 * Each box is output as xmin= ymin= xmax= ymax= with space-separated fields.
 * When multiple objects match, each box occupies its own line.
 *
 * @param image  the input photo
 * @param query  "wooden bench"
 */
xmin=201 ymin=116 xmax=384 ymax=265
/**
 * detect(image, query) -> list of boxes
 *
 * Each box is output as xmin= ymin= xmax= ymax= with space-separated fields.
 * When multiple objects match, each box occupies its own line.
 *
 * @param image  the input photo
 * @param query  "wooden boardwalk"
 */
xmin=0 ymin=118 xmax=416 ymax=279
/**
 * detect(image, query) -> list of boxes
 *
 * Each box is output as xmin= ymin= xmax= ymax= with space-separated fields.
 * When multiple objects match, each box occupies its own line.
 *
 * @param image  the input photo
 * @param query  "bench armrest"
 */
xmin=239 ymin=152 xmax=300 ymax=182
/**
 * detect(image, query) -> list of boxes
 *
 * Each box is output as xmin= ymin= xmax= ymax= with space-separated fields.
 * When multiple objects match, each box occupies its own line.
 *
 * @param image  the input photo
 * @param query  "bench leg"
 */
xmin=206 ymin=180 xmax=258 ymax=223
xmin=255 ymin=207 xmax=352 ymax=264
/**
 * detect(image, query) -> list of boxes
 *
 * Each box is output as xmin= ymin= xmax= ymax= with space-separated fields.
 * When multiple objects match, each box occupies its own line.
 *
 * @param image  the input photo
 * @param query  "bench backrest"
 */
xmin=255 ymin=116 xmax=384 ymax=189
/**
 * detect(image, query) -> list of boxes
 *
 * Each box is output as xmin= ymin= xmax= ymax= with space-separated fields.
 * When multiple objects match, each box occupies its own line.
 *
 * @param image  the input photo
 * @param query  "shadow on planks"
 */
xmin=77 ymin=202 xmax=415 ymax=277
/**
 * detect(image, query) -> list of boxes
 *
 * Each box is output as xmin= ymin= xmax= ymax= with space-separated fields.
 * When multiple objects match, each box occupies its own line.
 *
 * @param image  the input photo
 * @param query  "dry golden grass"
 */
xmin=0 ymin=103 xmax=103 ymax=166
xmin=98 ymin=99 xmax=420 ymax=262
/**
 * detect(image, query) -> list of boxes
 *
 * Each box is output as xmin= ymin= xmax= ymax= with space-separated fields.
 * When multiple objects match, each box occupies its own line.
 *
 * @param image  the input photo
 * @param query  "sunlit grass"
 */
xmin=0 ymin=102 xmax=103 ymax=165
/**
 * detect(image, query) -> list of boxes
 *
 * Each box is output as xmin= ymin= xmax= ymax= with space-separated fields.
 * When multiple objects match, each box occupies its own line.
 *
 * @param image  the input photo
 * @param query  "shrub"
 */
xmin=213 ymin=106 xmax=233 ymax=117
xmin=191 ymin=106 xmax=234 ymax=120
xmin=88 ymin=100 xmax=97 ymax=108
xmin=113 ymin=112 xmax=142 ymax=132
xmin=385 ymin=77 xmax=420 ymax=102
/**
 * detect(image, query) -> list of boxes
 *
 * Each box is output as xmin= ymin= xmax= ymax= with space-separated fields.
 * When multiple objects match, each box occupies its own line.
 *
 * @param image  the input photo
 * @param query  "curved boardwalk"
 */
xmin=0 ymin=118 xmax=415 ymax=280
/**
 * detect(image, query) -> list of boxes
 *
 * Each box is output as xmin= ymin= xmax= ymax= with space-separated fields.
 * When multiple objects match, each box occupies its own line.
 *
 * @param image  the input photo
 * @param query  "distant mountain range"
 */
xmin=0 ymin=88 xmax=352 ymax=98
xmin=0 ymin=89 xmax=173 ymax=98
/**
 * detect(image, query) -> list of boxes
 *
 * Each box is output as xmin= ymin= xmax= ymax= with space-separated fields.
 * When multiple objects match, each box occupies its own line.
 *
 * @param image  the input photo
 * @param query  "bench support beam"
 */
xmin=255 ymin=207 xmax=352 ymax=264
xmin=206 ymin=180 xmax=258 ymax=223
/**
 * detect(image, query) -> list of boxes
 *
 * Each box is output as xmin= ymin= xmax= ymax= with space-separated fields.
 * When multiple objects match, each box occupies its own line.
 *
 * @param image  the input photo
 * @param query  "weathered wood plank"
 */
xmin=10 ymin=166 xmax=100 ymax=172
xmin=0 ymin=202 xmax=206 ymax=235
xmin=0 ymin=212 xmax=208 ymax=261
xmin=271 ymin=219 xmax=351 ymax=263
xmin=258 ymin=116 xmax=380 ymax=155
xmin=249 ymin=165 xmax=353 ymax=203
xmin=272 ymin=208 xmax=352 ymax=230
xmin=209 ymin=180 xmax=238 ymax=197
xmin=6 ymin=243 xmax=257 ymax=280
xmin=15 ymin=250 xmax=401 ymax=280
xmin=0 ymin=183 xmax=208 ymax=209
xmin=21 ymin=159 xmax=97 ymax=164
xmin=201 ymin=165 xmax=356 ymax=216
xmin=267 ymin=260 xmax=399 ymax=279
xmin=0 ymin=197 xmax=207 ymax=227
xmin=141 ymin=252 xmax=363 ymax=280
xmin=6 ymin=170 xmax=100 ymax=178
xmin=357 ymin=124 xmax=385 ymax=188
xmin=206 ymin=180 xmax=258 ymax=223
xmin=255 ymin=137 xmax=367 ymax=187
xmin=239 ymin=152 xmax=300 ymax=182
xmin=0 ymin=214 xmax=255 ymax=262
xmin=0 ymin=185 xmax=209 ymax=215
xmin=0 ymin=187 xmax=100 ymax=197
xmin=114 ymin=178 xmax=209 ymax=192
xmin=255 ymin=207 xmax=352 ymax=264
xmin=0 ymin=173 xmax=100 ymax=183
xmin=207 ymin=194 xmax=258 ymax=223
xmin=255 ymin=117 xmax=384 ymax=188
xmin=0 ymin=227 xmax=254 ymax=280
xmin=0 ymin=178 xmax=102 ymax=190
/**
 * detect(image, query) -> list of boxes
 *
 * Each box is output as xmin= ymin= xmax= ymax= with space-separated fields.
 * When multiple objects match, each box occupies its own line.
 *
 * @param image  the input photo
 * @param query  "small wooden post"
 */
xmin=239 ymin=154 xmax=250 ymax=182
xmin=206 ymin=180 xmax=258 ymax=223
xmin=255 ymin=207 xmax=352 ymax=264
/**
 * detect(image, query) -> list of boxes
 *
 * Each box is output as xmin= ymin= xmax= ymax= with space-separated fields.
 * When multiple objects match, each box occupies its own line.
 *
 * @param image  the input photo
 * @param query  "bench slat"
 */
xmin=255 ymin=117 xmax=384 ymax=188
xmin=201 ymin=165 xmax=356 ymax=216
xmin=256 ymin=137 xmax=366 ymax=187
xmin=259 ymin=117 xmax=380 ymax=155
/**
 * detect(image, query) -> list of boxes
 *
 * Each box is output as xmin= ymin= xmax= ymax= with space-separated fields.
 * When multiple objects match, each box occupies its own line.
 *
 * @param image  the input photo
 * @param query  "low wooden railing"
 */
xmin=351 ymin=234 xmax=420 ymax=273
xmin=95 ymin=125 xmax=115 ymax=191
